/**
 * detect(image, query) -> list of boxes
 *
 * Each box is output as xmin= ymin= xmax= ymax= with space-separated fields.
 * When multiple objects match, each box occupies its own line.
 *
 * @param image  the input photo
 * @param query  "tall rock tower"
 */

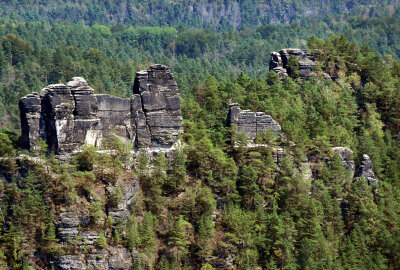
xmin=19 ymin=65 xmax=183 ymax=154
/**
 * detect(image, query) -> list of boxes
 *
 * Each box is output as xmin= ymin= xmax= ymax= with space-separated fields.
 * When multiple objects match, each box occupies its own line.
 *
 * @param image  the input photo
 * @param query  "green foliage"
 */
xmin=0 ymin=9 xmax=400 ymax=269
xmin=88 ymin=200 xmax=106 ymax=226
xmin=126 ymin=217 xmax=140 ymax=251
xmin=0 ymin=132 xmax=14 ymax=156
xmin=72 ymin=146 xmax=99 ymax=171
xmin=200 ymin=263 xmax=215 ymax=270
xmin=141 ymin=152 xmax=167 ymax=213
xmin=166 ymin=149 xmax=187 ymax=193
xmin=168 ymin=215 xmax=192 ymax=260
xmin=287 ymin=55 xmax=300 ymax=79
xmin=109 ymin=185 xmax=123 ymax=208
xmin=139 ymin=212 xmax=156 ymax=255
xmin=96 ymin=231 xmax=107 ymax=249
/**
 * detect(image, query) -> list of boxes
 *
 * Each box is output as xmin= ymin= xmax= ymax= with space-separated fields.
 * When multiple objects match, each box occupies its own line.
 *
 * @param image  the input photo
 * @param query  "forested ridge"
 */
xmin=0 ymin=0 xmax=399 ymax=29
xmin=1 ymin=1 xmax=400 ymax=270
xmin=0 ymin=10 xmax=400 ymax=130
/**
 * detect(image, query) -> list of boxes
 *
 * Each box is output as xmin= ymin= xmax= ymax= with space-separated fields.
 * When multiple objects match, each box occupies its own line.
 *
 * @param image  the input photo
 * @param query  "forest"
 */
xmin=0 ymin=1 xmax=400 ymax=270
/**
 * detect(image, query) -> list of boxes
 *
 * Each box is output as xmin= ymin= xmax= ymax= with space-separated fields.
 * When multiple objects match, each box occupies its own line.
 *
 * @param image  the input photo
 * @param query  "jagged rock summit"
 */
xmin=19 ymin=64 xmax=183 ymax=154
xmin=269 ymin=48 xmax=317 ymax=79
xmin=227 ymin=103 xmax=281 ymax=141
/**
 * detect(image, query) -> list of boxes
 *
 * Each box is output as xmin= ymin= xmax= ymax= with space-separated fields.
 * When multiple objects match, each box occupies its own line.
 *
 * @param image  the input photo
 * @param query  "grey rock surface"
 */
xmin=356 ymin=154 xmax=378 ymax=185
xmin=19 ymin=93 xmax=41 ymax=150
xmin=54 ymin=255 xmax=86 ymax=270
xmin=269 ymin=48 xmax=316 ymax=79
xmin=57 ymin=210 xmax=90 ymax=242
xmin=108 ymin=177 xmax=140 ymax=221
xmin=133 ymin=64 xmax=183 ymax=146
xmin=19 ymin=65 xmax=183 ymax=153
xmin=54 ymin=247 xmax=133 ymax=270
xmin=332 ymin=147 xmax=355 ymax=173
xmin=227 ymin=103 xmax=281 ymax=141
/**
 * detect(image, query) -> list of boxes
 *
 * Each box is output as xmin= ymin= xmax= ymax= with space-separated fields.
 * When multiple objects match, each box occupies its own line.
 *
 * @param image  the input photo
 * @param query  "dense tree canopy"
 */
xmin=1 ymin=2 xmax=400 ymax=269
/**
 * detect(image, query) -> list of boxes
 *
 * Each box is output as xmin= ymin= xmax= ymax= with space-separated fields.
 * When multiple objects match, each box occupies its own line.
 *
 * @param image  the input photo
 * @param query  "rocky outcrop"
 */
xmin=107 ymin=177 xmax=140 ymax=221
xmin=19 ymin=93 xmax=41 ymax=151
xmin=133 ymin=64 xmax=183 ymax=147
xmin=57 ymin=210 xmax=90 ymax=242
xmin=227 ymin=103 xmax=281 ymax=141
xmin=332 ymin=147 xmax=355 ymax=173
xmin=19 ymin=65 xmax=183 ymax=154
xmin=356 ymin=154 xmax=378 ymax=185
xmin=269 ymin=48 xmax=316 ymax=79
xmin=53 ymin=247 xmax=133 ymax=270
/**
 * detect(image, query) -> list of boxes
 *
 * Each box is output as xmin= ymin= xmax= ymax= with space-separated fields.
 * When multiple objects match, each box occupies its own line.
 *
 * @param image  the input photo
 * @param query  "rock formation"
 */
xmin=227 ymin=103 xmax=281 ymax=141
xmin=356 ymin=154 xmax=378 ymax=185
xmin=332 ymin=147 xmax=355 ymax=173
xmin=269 ymin=48 xmax=317 ymax=79
xmin=19 ymin=64 xmax=183 ymax=154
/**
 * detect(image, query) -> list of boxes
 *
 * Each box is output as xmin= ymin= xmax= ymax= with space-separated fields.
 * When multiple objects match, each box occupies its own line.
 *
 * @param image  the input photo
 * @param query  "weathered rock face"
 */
xmin=53 ymin=247 xmax=133 ymax=270
xmin=332 ymin=147 xmax=355 ymax=173
xmin=133 ymin=64 xmax=183 ymax=147
xmin=19 ymin=65 xmax=183 ymax=154
xmin=19 ymin=93 xmax=41 ymax=151
xmin=227 ymin=103 xmax=281 ymax=141
xmin=269 ymin=48 xmax=316 ymax=79
xmin=356 ymin=154 xmax=378 ymax=185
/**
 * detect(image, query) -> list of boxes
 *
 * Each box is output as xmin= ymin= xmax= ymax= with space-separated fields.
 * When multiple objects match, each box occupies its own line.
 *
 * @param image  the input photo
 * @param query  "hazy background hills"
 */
xmin=1 ymin=0 xmax=399 ymax=29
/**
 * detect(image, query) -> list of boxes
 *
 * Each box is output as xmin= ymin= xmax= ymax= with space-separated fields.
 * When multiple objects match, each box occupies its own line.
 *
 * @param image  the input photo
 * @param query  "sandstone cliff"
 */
xmin=227 ymin=103 xmax=281 ymax=141
xmin=19 ymin=64 xmax=183 ymax=154
xmin=269 ymin=48 xmax=317 ymax=79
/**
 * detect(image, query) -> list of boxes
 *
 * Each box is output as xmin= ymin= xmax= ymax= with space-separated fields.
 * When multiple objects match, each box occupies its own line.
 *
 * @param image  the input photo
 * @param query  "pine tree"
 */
xmin=126 ymin=217 xmax=140 ymax=251
xmin=97 ymin=231 xmax=107 ymax=249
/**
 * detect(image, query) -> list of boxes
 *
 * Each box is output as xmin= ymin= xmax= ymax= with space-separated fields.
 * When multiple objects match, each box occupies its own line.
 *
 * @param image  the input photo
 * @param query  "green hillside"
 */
xmin=0 ymin=1 xmax=400 ymax=269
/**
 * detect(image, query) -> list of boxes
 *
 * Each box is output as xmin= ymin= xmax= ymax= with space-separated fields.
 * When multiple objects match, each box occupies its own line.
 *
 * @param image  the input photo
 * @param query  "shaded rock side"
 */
xmin=269 ymin=48 xmax=316 ymax=79
xmin=133 ymin=64 xmax=183 ymax=147
xmin=356 ymin=154 xmax=378 ymax=185
xmin=19 ymin=65 xmax=183 ymax=153
xmin=39 ymin=84 xmax=77 ymax=153
xmin=19 ymin=93 xmax=41 ymax=150
xmin=227 ymin=103 xmax=281 ymax=140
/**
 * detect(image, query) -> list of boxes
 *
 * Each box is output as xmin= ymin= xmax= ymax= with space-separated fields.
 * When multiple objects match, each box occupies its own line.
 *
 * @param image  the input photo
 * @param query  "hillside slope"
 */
xmin=0 ymin=0 xmax=399 ymax=29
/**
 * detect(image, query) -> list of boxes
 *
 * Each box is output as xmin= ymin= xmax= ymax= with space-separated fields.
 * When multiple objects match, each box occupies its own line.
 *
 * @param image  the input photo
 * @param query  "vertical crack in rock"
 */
xmin=133 ymin=64 xmax=183 ymax=147
xmin=269 ymin=48 xmax=317 ymax=79
xmin=356 ymin=154 xmax=378 ymax=185
xmin=39 ymin=84 xmax=76 ymax=153
xmin=19 ymin=93 xmax=41 ymax=151
xmin=227 ymin=103 xmax=281 ymax=141
xmin=19 ymin=64 xmax=183 ymax=154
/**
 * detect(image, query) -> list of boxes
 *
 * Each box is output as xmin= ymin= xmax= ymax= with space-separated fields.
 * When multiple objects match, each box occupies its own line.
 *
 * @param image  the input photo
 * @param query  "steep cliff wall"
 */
xmin=227 ymin=103 xmax=281 ymax=141
xmin=269 ymin=48 xmax=317 ymax=79
xmin=19 ymin=64 xmax=183 ymax=154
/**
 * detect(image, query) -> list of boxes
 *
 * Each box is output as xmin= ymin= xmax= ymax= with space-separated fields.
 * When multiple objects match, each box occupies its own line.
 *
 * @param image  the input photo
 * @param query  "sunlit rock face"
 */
xmin=227 ymin=103 xmax=281 ymax=141
xmin=19 ymin=65 xmax=183 ymax=154
xmin=269 ymin=48 xmax=317 ymax=79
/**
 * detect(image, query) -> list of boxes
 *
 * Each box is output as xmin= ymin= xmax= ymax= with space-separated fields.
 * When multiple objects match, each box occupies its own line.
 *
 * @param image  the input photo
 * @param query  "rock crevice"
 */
xmin=269 ymin=48 xmax=317 ymax=79
xmin=19 ymin=64 xmax=183 ymax=154
xmin=227 ymin=103 xmax=281 ymax=141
